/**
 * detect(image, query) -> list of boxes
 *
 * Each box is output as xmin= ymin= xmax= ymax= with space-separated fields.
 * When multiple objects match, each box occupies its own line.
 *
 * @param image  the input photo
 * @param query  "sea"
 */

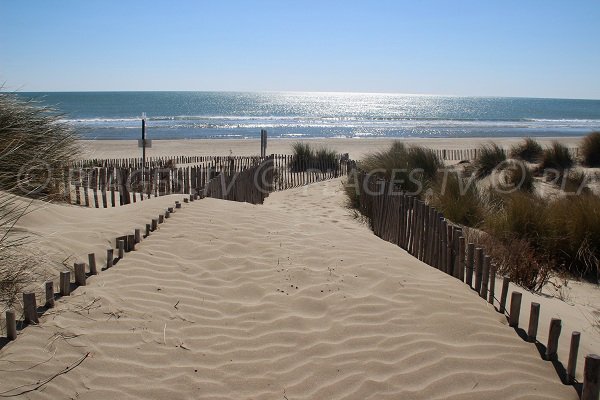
xmin=15 ymin=91 xmax=600 ymax=140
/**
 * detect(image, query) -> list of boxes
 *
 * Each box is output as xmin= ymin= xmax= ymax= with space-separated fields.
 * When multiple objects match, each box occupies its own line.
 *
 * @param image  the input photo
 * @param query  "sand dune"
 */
xmin=0 ymin=179 xmax=579 ymax=399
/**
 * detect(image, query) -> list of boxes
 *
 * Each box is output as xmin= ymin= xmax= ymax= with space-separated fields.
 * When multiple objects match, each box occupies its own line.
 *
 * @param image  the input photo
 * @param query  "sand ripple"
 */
xmin=0 ymin=180 xmax=577 ymax=399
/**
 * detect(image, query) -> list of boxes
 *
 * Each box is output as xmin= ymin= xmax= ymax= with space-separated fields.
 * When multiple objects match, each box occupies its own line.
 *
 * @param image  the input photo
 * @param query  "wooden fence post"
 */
xmin=509 ymin=291 xmax=522 ymax=327
xmin=499 ymin=277 xmax=510 ymax=314
xmin=466 ymin=243 xmax=475 ymax=287
xmin=480 ymin=255 xmax=490 ymax=299
xmin=527 ymin=302 xmax=540 ymax=342
xmin=88 ymin=253 xmax=97 ymax=275
xmin=545 ymin=318 xmax=562 ymax=361
xmin=45 ymin=281 xmax=55 ymax=308
xmin=127 ymin=234 xmax=135 ymax=251
xmin=488 ymin=262 xmax=496 ymax=305
xmin=582 ymin=354 xmax=600 ymax=400
xmin=23 ymin=292 xmax=39 ymax=324
xmin=457 ymin=237 xmax=465 ymax=281
xmin=6 ymin=310 xmax=17 ymax=340
xmin=567 ymin=331 xmax=580 ymax=383
xmin=60 ymin=271 xmax=71 ymax=296
xmin=74 ymin=262 xmax=86 ymax=286
xmin=152 ymin=219 xmax=158 ymax=231
xmin=135 ymin=228 xmax=141 ymax=244
xmin=107 ymin=249 xmax=114 ymax=269
xmin=474 ymin=248 xmax=484 ymax=293
xmin=117 ymin=240 xmax=125 ymax=259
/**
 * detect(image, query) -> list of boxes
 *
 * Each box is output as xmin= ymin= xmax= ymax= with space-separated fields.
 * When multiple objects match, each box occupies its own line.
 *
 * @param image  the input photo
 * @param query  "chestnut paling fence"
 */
xmin=62 ymin=154 xmax=354 ymax=207
xmin=0 ymin=153 xmax=353 ymax=355
xmin=352 ymin=169 xmax=599 ymax=400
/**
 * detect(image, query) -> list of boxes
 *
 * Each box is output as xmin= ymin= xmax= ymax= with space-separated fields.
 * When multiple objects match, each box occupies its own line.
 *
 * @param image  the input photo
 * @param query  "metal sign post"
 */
xmin=142 ymin=112 xmax=146 ymax=166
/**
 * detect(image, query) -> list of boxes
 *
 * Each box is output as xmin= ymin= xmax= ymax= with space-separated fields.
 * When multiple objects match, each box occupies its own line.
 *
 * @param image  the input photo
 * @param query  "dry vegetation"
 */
xmin=345 ymin=134 xmax=600 ymax=290
xmin=0 ymin=91 xmax=80 ymax=313
xmin=290 ymin=142 xmax=339 ymax=173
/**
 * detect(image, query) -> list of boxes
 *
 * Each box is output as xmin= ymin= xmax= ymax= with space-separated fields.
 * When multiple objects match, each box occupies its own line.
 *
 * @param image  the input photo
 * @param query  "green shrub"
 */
xmin=484 ymin=192 xmax=550 ymax=248
xmin=406 ymin=146 xmax=444 ymax=181
xmin=473 ymin=143 xmax=506 ymax=179
xmin=581 ymin=132 xmax=600 ymax=167
xmin=359 ymin=141 xmax=443 ymax=196
xmin=290 ymin=142 xmax=314 ymax=172
xmin=431 ymin=172 xmax=485 ymax=227
xmin=314 ymin=146 xmax=339 ymax=173
xmin=0 ymin=91 xmax=80 ymax=198
xmin=290 ymin=142 xmax=338 ymax=173
xmin=546 ymin=195 xmax=600 ymax=278
xmin=510 ymin=138 xmax=543 ymax=163
xmin=540 ymin=141 xmax=574 ymax=173
xmin=484 ymin=189 xmax=600 ymax=279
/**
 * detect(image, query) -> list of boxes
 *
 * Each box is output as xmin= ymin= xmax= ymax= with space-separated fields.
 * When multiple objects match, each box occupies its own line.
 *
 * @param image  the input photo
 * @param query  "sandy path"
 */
xmin=0 ymin=179 xmax=578 ymax=399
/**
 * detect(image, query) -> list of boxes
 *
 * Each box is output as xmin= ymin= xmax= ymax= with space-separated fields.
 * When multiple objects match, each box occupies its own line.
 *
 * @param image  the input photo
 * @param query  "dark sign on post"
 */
xmin=260 ymin=129 xmax=268 ymax=158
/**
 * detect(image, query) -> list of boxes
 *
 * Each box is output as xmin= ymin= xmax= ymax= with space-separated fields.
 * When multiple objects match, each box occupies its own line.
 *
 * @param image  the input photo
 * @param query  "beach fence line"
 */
xmin=204 ymin=156 xmax=275 ymax=204
xmin=2 ymin=193 xmax=200 ymax=351
xmin=430 ymin=146 xmax=580 ymax=162
xmin=63 ymin=154 xmax=354 ymax=207
xmin=353 ymin=169 xmax=599 ymax=400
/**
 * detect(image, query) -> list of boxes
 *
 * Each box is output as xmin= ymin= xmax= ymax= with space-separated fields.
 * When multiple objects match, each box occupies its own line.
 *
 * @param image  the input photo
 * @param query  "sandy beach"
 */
xmin=79 ymin=136 xmax=585 ymax=161
xmin=3 ymin=0 xmax=600 ymax=397
xmin=2 ymin=171 xmax=596 ymax=398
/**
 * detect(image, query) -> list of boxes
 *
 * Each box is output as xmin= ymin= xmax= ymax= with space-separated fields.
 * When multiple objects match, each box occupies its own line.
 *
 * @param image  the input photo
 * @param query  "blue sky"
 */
xmin=1 ymin=0 xmax=599 ymax=98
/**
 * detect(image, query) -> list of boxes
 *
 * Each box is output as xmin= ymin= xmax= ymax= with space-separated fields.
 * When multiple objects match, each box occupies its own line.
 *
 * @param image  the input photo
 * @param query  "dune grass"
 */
xmin=540 ymin=141 xmax=574 ymax=173
xmin=430 ymin=172 xmax=485 ymax=227
xmin=484 ymin=191 xmax=600 ymax=280
xmin=473 ymin=143 xmax=506 ymax=179
xmin=359 ymin=141 xmax=443 ymax=196
xmin=0 ymin=91 xmax=79 ymax=311
xmin=314 ymin=146 xmax=340 ymax=172
xmin=290 ymin=142 xmax=339 ymax=173
xmin=501 ymin=160 xmax=535 ymax=193
xmin=0 ymin=91 xmax=80 ymax=199
xmin=509 ymin=138 xmax=543 ymax=163
xmin=290 ymin=142 xmax=314 ymax=172
xmin=581 ymin=132 xmax=600 ymax=167
xmin=344 ymin=138 xmax=600 ymax=284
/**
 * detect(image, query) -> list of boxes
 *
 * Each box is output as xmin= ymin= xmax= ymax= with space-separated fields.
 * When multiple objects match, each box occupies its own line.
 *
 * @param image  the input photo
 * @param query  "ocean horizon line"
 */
xmin=13 ymin=89 xmax=600 ymax=102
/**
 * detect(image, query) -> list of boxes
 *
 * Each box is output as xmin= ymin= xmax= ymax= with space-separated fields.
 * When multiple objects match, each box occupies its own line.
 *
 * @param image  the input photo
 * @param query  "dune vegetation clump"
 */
xmin=430 ymin=172 xmax=485 ymax=227
xmin=359 ymin=141 xmax=443 ymax=196
xmin=344 ymin=138 xmax=600 ymax=286
xmin=539 ymin=141 xmax=574 ymax=176
xmin=581 ymin=131 xmax=600 ymax=167
xmin=0 ymin=91 xmax=79 ymax=311
xmin=0 ymin=91 xmax=80 ymax=199
xmin=473 ymin=143 xmax=506 ymax=179
xmin=509 ymin=138 xmax=543 ymax=163
xmin=501 ymin=160 xmax=535 ymax=193
xmin=290 ymin=142 xmax=339 ymax=173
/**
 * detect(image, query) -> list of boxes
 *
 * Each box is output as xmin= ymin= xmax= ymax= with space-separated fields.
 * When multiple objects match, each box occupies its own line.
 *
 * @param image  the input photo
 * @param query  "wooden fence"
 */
xmin=430 ymin=146 xmax=580 ymax=162
xmin=352 ymin=169 xmax=599 ymax=400
xmin=64 ymin=154 xmax=353 ymax=208
xmin=204 ymin=157 xmax=275 ymax=204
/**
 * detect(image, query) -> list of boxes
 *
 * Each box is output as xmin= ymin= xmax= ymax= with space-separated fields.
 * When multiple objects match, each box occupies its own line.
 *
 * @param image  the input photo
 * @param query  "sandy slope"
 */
xmin=0 ymin=179 xmax=578 ymax=399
